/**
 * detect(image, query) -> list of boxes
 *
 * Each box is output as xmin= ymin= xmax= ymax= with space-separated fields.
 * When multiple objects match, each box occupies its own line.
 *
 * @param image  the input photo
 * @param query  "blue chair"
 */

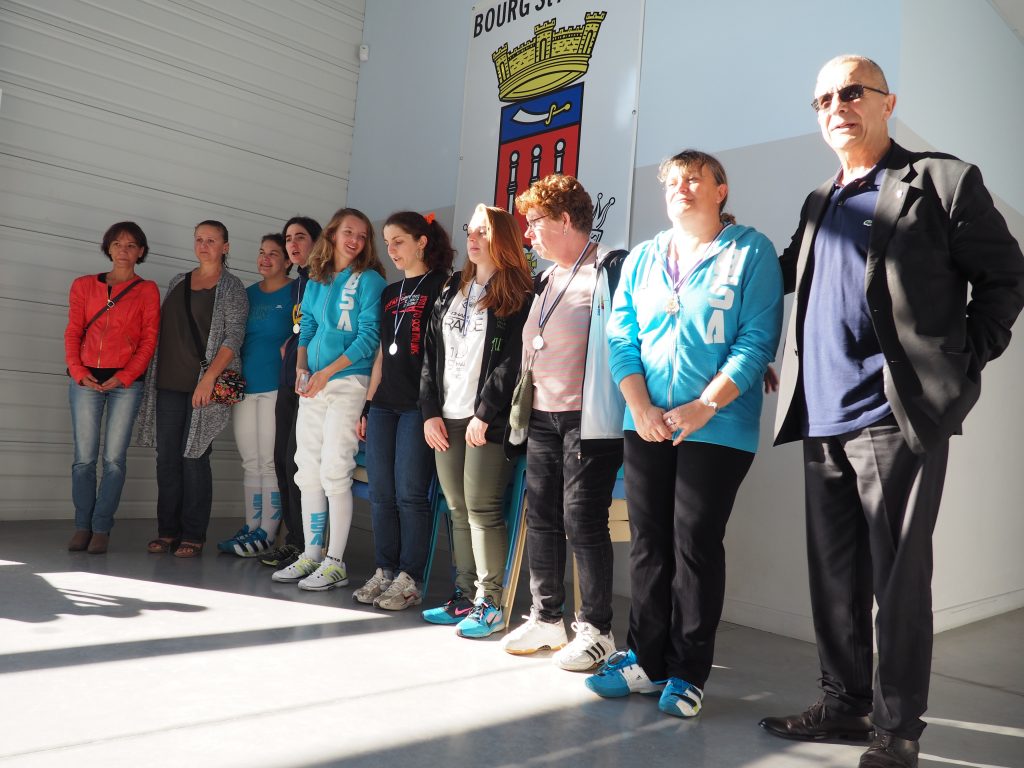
xmin=353 ymin=447 xmax=530 ymax=610
xmin=500 ymin=455 xmax=529 ymax=618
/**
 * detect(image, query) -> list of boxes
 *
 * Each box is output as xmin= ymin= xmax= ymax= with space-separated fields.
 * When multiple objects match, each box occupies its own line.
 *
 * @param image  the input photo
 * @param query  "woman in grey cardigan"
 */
xmin=137 ymin=220 xmax=248 ymax=557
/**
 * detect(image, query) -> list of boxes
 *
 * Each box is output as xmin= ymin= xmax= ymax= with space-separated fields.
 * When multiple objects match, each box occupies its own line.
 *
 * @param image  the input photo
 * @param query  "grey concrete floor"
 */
xmin=0 ymin=519 xmax=1021 ymax=768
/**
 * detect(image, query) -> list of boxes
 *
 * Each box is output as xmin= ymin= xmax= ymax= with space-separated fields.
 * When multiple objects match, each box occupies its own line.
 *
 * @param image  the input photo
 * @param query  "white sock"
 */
xmin=243 ymin=485 xmax=262 ymax=531
xmin=262 ymin=484 xmax=281 ymax=543
xmin=325 ymin=491 xmax=353 ymax=563
xmin=301 ymin=489 xmax=327 ymax=561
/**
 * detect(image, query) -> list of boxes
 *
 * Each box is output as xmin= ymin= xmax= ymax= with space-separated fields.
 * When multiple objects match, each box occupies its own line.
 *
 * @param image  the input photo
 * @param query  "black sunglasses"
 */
xmin=812 ymin=83 xmax=889 ymax=112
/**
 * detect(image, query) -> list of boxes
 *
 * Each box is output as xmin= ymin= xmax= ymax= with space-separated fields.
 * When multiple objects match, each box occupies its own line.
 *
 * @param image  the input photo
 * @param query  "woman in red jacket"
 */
xmin=64 ymin=222 xmax=160 ymax=554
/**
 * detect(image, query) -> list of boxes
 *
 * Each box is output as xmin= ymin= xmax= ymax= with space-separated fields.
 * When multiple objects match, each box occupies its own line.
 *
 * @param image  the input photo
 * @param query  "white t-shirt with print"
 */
xmin=441 ymin=282 xmax=487 ymax=419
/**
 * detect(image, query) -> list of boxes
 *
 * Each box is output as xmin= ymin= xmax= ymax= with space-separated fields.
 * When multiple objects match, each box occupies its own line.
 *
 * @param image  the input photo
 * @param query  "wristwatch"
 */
xmin=701 ymin=395 xmax=719 ymax=414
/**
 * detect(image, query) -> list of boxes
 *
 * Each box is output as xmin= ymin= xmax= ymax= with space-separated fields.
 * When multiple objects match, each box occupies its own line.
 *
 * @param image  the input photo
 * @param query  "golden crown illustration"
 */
xmin=491 ymin=12 xmax=606 ymax=102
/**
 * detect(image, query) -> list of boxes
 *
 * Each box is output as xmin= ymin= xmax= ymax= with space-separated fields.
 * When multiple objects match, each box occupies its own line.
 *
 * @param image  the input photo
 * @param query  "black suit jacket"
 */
xmin=774 ymin=141 xmax=1024 ymax=453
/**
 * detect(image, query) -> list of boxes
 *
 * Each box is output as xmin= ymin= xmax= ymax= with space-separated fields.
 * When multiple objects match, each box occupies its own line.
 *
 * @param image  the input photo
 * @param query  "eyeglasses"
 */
xmin=524 ymin=214 xmax=549 ymax=232
xmin=466 ymin=225 xmax=489 ymax=239
xmin=811 ymin=83 xmax=889 ymax=112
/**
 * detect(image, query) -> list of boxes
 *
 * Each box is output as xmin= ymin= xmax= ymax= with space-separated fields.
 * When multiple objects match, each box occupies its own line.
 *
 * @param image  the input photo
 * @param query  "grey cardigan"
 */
xmin=136 ymin=269 xmax=248 ymax=458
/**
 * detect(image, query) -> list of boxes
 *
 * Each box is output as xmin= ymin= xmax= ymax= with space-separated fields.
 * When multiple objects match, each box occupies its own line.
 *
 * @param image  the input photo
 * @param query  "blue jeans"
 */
xmin=155 ymin=389 xmax=213 ymax=542
xmin=365 ymin=406 xmax=435 ymax=581
xmin=69 ymin=379 xmax=144 ymax=533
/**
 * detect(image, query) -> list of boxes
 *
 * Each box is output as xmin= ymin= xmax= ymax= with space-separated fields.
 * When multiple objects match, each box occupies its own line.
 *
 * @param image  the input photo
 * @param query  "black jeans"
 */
xmin=273 ymin=386 xmax=304 ymax=547
xmin=155 ymin=389 xmax=213 ymax=542
xmin=525 ymin=410 xmax=622 ymax=634
xmin=624 ymin=432 xmax=753 ymax=688
xmin=803 ymin=416 xmax=948 ymax=740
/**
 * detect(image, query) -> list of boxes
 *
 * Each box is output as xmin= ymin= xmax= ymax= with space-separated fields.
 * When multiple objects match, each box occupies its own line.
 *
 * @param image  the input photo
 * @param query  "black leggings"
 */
xmin=624 ymin=432 xmax=753 ymax=687
xmin=273 ymin=386 xmax=303 ymax=547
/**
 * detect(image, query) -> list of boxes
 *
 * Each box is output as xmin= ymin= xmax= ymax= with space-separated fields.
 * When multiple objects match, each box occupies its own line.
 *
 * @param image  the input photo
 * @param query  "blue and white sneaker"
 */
xmin=455 ymin=596 xmax=505 ymax=639
xmin=658 ymin=677 xmax=703 ymax=718
xmin=217 ymin=524 xmax=249 ymax=553
xmin=422 ymin=588 xmax=475 ymax=625
xmin=584 ymin=649 xmax=665 ymax=698
xmin=232 ymin=527 xmax=271 ymax=557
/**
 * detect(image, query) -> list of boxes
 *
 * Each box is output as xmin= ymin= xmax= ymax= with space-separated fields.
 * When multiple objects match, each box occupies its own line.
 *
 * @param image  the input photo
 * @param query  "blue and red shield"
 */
xmin=493 ymin=82 xmax=583 ymax=223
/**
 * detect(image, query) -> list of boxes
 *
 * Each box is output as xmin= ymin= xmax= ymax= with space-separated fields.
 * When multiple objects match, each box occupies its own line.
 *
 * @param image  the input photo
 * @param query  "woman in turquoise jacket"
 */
xmin=270 ymin=207 xmax=387 ymax=591
xmin=588 ymin=150 xmax=783 ymax=719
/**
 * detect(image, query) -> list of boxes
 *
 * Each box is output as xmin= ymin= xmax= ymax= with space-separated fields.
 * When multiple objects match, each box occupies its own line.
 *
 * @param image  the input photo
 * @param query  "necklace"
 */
xmin=389 ymin=271 xmax=432 ymax=355
xmin=292 ymin=269 xmax=307 ymax=334
xmin=532 ymin=241 xmax=594 ymax=350
xmin=459 ymin=281 xmax=485 ymax=338
xmin=664 ymin=227 xmax=724 ymax=314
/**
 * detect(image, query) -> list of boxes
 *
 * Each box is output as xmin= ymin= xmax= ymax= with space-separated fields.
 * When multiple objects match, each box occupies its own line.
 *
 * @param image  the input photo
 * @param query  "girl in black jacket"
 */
xmin=419 ymin=204 xmax=533 ymax=639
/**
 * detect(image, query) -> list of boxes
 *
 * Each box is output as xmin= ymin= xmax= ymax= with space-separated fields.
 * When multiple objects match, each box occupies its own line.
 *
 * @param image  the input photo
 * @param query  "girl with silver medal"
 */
xmin=353 ymin=212 xmax=454 ymax=610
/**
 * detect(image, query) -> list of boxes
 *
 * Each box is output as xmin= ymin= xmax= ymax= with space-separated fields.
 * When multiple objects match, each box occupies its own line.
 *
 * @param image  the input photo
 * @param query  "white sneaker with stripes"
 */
xmin=554 ymin=621 xmax=616 ymax=672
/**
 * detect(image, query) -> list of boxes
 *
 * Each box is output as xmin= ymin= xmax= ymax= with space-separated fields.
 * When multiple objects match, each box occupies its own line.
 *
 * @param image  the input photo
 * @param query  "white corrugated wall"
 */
xmin=0 ymin=0 xmax=365 ymax=520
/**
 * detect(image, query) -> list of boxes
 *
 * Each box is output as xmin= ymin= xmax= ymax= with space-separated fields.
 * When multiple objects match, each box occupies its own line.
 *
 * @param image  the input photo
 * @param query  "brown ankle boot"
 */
xmin=87 ymin=532 xmax=109 ymax=554
xmin=68 ymin=530 xmax=91 ymax=551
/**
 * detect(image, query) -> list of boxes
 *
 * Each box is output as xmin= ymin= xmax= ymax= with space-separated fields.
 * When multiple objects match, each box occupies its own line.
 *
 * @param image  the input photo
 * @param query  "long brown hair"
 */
xmin=307 ymin=207 xmax=385 ymax=284
xmin=460 ymin=204 xmax=532 ymax=318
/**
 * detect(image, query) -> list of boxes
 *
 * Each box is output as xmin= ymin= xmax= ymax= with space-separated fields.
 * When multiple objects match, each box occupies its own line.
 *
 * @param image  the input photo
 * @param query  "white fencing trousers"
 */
xmin=294 ymin=375 xmax=368 ymax=497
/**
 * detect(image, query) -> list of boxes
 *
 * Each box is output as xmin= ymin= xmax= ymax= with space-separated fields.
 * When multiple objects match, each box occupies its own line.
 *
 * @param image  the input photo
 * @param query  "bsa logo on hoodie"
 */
xmin=336 ymin=273 xmax=361 ymax=331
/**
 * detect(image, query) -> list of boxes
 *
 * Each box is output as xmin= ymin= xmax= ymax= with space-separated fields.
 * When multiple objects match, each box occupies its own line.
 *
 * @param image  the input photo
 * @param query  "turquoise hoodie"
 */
xmin=298 ymin=267 xmax=386 ymax=380
xmin=607 ymin=224 xmax=783 ymax=453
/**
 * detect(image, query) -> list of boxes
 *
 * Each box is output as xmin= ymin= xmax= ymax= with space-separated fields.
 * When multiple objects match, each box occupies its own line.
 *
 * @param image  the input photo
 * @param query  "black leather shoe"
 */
xmin=759 ymin=700 xmax=873 ymax=742
xmin=859 ymin=733 xmax=919 ymax=767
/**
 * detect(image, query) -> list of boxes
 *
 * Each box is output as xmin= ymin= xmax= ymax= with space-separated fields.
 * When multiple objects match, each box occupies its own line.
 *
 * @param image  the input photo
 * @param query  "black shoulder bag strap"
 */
xmin=82 ymin=275 xmax=144 ymax=335
xmin=182 ymin=272 xmax=210 ymax=372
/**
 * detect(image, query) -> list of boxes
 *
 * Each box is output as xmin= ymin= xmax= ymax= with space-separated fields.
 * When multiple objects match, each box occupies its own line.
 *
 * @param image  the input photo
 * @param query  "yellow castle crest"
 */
xmin=491 ymin=12 xmax=606 ymax=102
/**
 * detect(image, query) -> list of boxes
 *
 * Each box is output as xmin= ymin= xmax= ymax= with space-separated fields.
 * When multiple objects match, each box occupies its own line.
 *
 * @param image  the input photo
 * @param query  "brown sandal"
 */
xmin=147 ymin=537 xmax=177 ymax=554
xmin=173 ymin=540 xmax=204 ymax=558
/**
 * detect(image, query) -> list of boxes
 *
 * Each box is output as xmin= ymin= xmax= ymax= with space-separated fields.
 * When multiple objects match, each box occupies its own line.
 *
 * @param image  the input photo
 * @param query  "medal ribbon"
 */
xmin=665 ymin=227 xmax=724 ymax=312
xmin=533 ymin=240 xmax=594 ymax=350
xmin=390 ymin=270 xmax=432 ymax=352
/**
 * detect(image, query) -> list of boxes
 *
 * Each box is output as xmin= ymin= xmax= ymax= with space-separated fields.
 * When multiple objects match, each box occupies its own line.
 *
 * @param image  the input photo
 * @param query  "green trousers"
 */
xmin=433 ymin=417 xmax=513 ymax=601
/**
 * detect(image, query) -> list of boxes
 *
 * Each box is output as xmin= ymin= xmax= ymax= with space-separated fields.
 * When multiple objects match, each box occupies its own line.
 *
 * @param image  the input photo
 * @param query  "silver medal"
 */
xmin=388 ymin=342 xmax=398 ymax=356
xmin=293 ymin=323 xmax=300 ymax=334
xmin=532 ymin=335 xmax=545 ymax=351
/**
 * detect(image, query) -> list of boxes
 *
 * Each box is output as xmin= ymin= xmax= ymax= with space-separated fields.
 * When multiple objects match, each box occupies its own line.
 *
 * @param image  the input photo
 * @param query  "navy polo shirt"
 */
xmin=801 ymin=162 xmax=892 ymax=437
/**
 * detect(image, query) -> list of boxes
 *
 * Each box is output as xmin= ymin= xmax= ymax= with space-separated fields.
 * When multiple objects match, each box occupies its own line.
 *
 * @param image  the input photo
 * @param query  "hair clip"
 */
xmin=424 ymin=212 xmax=436 ymax=225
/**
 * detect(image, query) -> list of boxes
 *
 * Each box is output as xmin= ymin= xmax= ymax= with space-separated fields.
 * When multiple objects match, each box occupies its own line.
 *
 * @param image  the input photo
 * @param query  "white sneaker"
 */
xmin=271 ymin=556 xmax=320 ymax=583
xmin=555 ymin=620 xmax=616 ymax=672
xmin=353 ymin=568 xmax=392 ymax=604
xmin=501 ymin=612 xmax=568 ymax=655
xmin=297 ymin=556 xmax=349 ymax=591
xmin=374 ymin=571 xmax=422 ymax=610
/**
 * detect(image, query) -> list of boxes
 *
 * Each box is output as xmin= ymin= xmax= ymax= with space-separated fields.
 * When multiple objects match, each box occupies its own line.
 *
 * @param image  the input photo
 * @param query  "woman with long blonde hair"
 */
xmin=419 ymin=204 xmax=533 ymax=638
xmin=271 ymin=207 xmax=387 ymax=590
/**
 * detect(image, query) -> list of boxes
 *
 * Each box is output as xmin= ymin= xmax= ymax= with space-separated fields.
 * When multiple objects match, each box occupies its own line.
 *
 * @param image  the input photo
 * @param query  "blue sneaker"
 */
xmin=232 ymin=527 xmax=271 ymax=557
xmin=455 ymin=596 xmax=505 ymax=639
xmin=217 ymin=525 xmax=249 ymax=553
xmin=422 ymin=588 xmax=474 ymax=625
xmin=659 ymin=677 xmax=703 ymax=718
xmin=585 ymin=649 xmax=665 ymax=698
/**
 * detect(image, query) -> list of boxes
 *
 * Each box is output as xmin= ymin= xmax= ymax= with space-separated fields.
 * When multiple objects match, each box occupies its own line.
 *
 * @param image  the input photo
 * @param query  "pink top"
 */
xmin=522 ymin=255 xmax=597 ymax=412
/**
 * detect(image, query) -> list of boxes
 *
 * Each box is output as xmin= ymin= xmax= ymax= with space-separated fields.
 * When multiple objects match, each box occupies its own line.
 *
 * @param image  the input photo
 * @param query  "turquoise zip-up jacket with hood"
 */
xmin=298 ymin=266 xmax=386 ymax=380
xmin=607 ymin=224 xmax=783 ymax=453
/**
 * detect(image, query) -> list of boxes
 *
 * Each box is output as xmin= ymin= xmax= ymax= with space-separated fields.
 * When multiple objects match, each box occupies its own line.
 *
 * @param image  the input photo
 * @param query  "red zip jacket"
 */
xmin=64 ymin=273 xmax=161 ymax=386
